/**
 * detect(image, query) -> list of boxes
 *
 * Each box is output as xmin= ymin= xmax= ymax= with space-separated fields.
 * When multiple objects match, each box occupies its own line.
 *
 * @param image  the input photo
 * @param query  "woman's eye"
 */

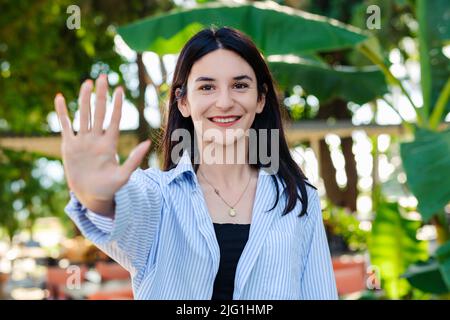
xmin=234 ymin=83 xmax=249 ymax=89
xmin=199 ymin=85 xmax=213 ymax=91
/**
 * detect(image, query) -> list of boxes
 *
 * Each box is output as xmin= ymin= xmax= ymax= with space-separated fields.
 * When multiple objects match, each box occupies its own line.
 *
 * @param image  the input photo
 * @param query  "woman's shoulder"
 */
xmin=131 ymin=166 xmax=188 ymax=188
xmin=128 ymin=167 xmax=166 ymax=189
xmin=293 ymin=182 xmax=321 ymax=221
xmin=305 ymin=183 xmax=319 ymax=201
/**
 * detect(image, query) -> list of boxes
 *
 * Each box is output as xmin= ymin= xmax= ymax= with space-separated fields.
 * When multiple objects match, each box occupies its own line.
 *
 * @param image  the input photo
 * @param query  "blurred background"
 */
xmin=0 ymin=0 xmax=449 ymax=300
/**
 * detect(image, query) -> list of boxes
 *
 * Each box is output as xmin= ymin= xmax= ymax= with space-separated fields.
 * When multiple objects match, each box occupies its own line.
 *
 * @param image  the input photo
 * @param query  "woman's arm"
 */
xmin=65 ymin=167 xmax=162 ymax=285
xmin=55 ymin=75 xmax=156 ymax=286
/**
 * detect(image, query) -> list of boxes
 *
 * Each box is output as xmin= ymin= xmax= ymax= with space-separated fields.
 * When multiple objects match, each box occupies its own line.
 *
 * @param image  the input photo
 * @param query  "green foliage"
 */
xmin=270 ymin=61 xmax=387 ymax=104
xmin=353 ymin=2 xmax=450 ymax=298
xmin=0 ymin=0 xmax=175 ymax=134
xmin=417 ymin=0 xmax=450 ymax=119
xmin=350 ymin=0 xmax=415 ymax=55
xmin=0 ymin=148 xmax=69 ymax=241
xmin=400 ymin=128 xmax=450 ymax=222
xmin=117 ymin=0 xmax=368 ymax=55
xmin=403 ymin=259 xmax=447 ymax=294
xmin=0 ymin=0 xmax=175 ymax=240
xmin=368 ymin=200 xmax=429 ymax=299
xmin=403 ymin=240 xmax=450 ymax=295
xmin=322 ymin=204 xmax=369 ymax=253
xmin=436 ymin=241 xmax=450 ymax=291
xmin=0 ymin=0 xmax=121 ymax=134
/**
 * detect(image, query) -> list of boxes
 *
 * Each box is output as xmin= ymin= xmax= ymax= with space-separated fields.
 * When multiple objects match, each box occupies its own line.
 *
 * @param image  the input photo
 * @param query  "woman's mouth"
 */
xmin=207 ymin=115 xmax=242 ymax=127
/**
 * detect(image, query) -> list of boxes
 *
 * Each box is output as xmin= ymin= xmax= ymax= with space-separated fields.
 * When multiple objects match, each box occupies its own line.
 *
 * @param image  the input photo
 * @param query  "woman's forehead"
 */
xmin=188 ymin=49 xmax=255 ymax=81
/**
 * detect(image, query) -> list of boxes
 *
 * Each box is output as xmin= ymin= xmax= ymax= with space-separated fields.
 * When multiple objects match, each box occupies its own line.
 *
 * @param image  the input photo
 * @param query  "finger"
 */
xmin=93 ymin=74 xmax=108 ymax=134
xmin=54 ymin=93 xmax=74 ymax=138
xmin=120 ymin=140 xmax=151 ymax=177
xmin=107 ymin=86 xmax=123 ymax=140
xmin=79 ymin=80 xmax=93 ymax=134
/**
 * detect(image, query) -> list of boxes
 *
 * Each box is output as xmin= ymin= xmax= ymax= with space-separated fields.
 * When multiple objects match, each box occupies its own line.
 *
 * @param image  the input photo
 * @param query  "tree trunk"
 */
xmin=317 ymin=98 xmax=357 ymax=211
xmin=136 ymin=53 xmax=151 ymax=169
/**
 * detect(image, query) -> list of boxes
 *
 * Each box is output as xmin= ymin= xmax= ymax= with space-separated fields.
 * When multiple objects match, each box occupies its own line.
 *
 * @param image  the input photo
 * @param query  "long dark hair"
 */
xmin=162 ymin=26 xmax=315 ymax=217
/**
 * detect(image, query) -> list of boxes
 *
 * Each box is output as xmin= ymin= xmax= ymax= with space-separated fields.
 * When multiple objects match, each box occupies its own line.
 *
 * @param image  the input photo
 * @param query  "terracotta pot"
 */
xmin=95 ymin=261 xmax=130 ymax=281
xmin=46 ymin=265 xmax=88 ymax=299
xmin=332 ymin=256 xmax=367 ymax=296
xmin=0 ymin=273 xmax=9 ymax=299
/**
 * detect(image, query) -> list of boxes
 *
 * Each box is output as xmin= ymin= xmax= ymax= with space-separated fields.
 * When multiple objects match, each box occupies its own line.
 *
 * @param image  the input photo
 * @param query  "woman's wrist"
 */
xmin=77 ymin=193 xmax=116 ymax=218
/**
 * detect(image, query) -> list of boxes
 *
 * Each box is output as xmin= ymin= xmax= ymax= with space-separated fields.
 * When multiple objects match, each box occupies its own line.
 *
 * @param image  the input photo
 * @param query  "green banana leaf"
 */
xmin=368 ymin=200 xmax=429 ymax=299
xmin=402 ymin=259 xmax=448 ymax=294
xmin=436 ymin=240 xmax=450 ymax=290
xmin=417 ymin=0 xmax=450 ymax=117
xmin=400 ymin=128 xmax=450 ymax=221
xmin=268 ymin=58 xmax=387 ymax=104
xmin=403 ymin=241 xmax=450 ymax=294
xmin=117 ymin=0 xmax=368 ymax=56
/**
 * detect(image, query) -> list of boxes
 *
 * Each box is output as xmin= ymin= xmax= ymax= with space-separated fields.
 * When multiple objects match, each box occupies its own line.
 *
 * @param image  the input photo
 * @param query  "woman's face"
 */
xmin=177 ymin=49 xmax=265 ymax=147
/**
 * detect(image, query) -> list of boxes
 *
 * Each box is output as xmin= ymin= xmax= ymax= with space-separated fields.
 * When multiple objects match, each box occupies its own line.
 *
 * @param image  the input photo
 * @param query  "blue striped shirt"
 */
xmin=65 ymin=150 xmax=338 ymax=300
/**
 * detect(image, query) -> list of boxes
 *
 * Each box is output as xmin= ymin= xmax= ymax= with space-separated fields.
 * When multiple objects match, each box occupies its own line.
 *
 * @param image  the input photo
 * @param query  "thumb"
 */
xmin=120 ymin=139 xmax=151 ymax=177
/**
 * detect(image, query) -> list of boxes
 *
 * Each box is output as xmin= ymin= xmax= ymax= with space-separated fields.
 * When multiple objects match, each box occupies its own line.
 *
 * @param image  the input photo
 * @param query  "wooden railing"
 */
xmin=0 ymin=120 xmax=405 ymax=159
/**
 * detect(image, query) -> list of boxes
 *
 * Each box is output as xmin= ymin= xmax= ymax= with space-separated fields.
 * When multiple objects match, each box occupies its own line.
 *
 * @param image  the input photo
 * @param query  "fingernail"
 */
xmin=115 ymin=86 xmax=123 ymax=96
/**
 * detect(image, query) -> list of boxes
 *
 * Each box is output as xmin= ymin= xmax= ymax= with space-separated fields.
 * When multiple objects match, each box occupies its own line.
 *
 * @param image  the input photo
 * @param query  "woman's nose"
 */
xmin=215 ymin=88 xmax=234 ymax=109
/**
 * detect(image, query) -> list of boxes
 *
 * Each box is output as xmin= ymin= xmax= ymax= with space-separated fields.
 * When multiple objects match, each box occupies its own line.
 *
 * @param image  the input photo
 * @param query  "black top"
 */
xmin=211 ymin=223 xmax=251 ymax=300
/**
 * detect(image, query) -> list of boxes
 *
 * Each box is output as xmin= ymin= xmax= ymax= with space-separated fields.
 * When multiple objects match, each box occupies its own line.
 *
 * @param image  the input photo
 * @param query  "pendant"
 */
xmin=228 ymin=207 xmax=236 ymax=217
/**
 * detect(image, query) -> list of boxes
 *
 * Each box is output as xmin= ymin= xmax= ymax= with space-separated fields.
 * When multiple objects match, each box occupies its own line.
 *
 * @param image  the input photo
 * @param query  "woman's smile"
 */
xmin=207 ymin=115 xmax=243 ymax=127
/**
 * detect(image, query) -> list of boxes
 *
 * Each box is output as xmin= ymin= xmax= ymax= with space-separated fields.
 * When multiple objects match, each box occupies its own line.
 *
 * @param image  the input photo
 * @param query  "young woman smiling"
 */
xmin=56 ymin=27 xmax=337 ymax=300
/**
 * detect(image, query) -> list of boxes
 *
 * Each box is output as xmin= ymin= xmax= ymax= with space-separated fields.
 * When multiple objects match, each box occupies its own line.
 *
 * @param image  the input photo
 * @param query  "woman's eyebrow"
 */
xmin=194 ymin=75 xmax=253 ymax=82
xmin=234 ymin=75 xmax=253 ymax=81
xmin=195 ymin=76 xmax=215 ymax=82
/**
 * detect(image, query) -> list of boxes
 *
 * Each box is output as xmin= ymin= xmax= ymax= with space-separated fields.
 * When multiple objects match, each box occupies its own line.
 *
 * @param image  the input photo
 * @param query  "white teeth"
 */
xmin=211 ymin=117 xmax=239 ymax=123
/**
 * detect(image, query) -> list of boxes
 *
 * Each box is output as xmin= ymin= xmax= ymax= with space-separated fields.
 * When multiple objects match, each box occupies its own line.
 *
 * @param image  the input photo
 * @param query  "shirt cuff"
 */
xmin=65 ymin=186 xmax=133 ymax=245
xmin=86 ymin=209 xmax=114 ymax=233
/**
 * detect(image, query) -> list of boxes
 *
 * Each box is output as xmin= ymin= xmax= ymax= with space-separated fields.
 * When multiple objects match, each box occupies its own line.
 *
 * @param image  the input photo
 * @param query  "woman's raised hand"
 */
xmin=54 ymin=74 xmax=151 ymax=217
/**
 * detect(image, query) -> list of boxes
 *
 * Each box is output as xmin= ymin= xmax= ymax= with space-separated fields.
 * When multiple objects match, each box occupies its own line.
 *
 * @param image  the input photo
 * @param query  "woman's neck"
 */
xmin=197 ymin=162 xmax=256 ymax=189
xmin=196 ymin=138 xmax=256 ymax=189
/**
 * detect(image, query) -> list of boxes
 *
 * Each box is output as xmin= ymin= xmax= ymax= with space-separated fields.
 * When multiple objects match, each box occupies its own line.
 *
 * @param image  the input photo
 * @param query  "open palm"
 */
xmin=54 ymin=74 xmax=151 ymax=216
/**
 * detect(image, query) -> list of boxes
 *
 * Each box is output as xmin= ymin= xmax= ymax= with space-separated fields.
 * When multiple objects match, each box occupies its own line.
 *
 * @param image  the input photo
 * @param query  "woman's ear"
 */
xmin=256 ymin=84 xmax=267 ymax=114
xmin=176 ymin=88 xmax=190 ymax=117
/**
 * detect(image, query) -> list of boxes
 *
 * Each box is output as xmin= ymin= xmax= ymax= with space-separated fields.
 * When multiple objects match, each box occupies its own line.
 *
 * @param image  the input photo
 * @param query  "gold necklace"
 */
xmin=198 ymin=169 xmax=252 ymax=217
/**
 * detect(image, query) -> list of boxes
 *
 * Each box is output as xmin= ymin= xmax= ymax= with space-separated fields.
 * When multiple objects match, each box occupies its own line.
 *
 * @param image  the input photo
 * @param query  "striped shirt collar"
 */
xmin=166 ymin=149 xmax=197 ymax=186
xmin=166 ymin=149 xmax=284 ymax=191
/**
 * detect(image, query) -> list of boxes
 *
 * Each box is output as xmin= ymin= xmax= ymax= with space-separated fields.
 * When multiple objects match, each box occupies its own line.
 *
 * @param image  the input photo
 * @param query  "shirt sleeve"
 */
xmin=299 ymin=189 xmax=338 ymax=300
xmin=64 ymin=168 xmax=162 ymax=279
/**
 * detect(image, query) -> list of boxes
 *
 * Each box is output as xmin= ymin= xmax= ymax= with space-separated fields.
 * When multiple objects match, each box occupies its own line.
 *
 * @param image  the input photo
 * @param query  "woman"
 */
xmin=55 ymin=27 xmax=337 ymax=300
